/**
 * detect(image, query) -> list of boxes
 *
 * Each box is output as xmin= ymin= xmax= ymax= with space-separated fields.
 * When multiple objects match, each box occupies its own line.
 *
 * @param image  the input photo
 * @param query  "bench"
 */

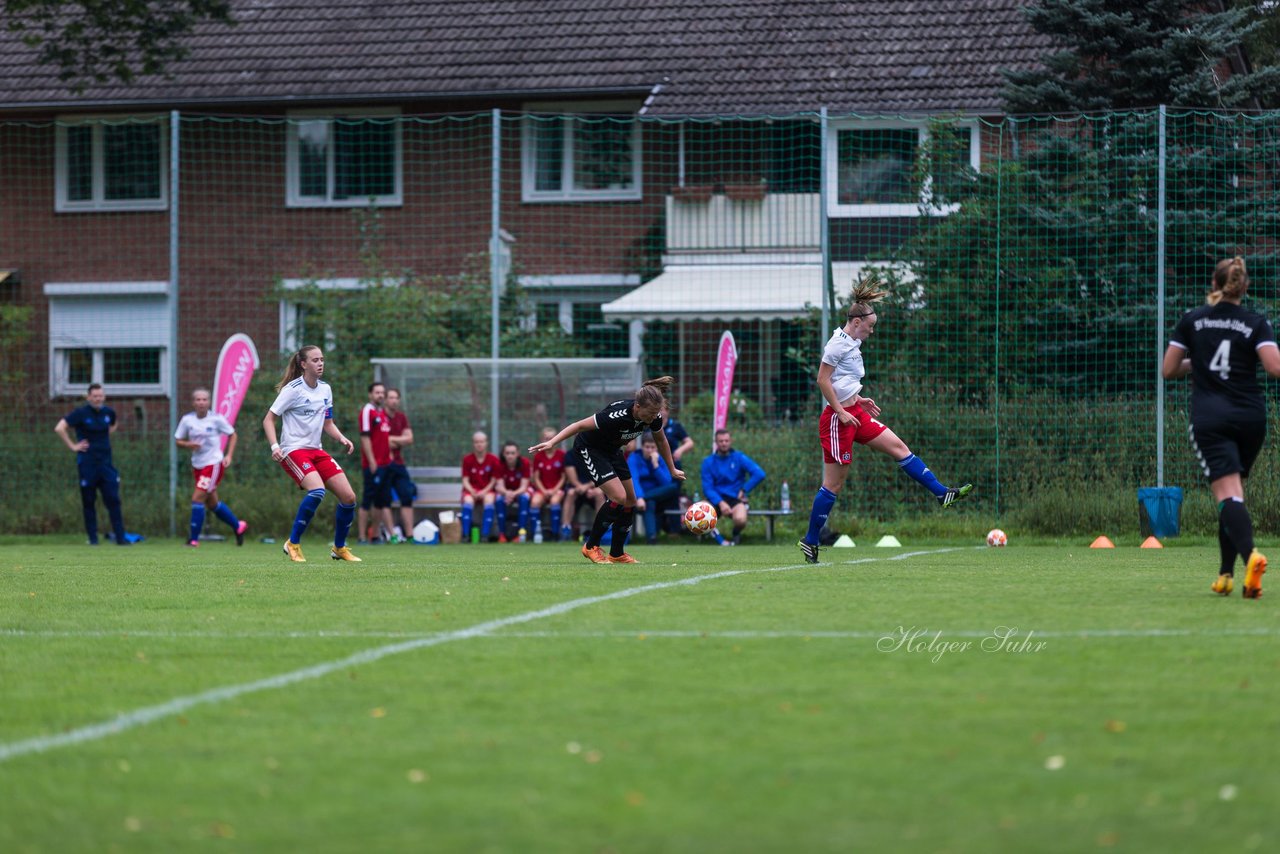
xmin=406 ymin=466 xmax=461 ymax=514
xmin=665 ymin=507 xmax=793 ymax=542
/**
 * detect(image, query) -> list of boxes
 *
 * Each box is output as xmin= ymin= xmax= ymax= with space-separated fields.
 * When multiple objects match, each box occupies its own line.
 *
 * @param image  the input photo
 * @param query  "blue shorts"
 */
xmin=384 ymin=463 xmax=417 ymax=505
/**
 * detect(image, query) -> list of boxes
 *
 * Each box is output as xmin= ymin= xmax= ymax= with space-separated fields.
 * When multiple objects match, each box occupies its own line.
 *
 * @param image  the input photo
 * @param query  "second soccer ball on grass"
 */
xmin=683 ymin=501 xmax=718 ymax=535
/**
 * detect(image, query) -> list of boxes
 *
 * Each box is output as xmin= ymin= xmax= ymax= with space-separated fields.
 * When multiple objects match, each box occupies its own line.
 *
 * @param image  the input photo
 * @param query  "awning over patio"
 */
xmin=600 ymin=262 xmax=867 ymax=322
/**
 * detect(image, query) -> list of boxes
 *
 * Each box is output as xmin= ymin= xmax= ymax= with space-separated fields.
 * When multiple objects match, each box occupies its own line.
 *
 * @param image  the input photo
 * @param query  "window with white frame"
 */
xmin=45 ymin=282 xmax=170 ymax=396
xmin=826 ymin=120 xmax=979 ymax=217
xmin=522 ymin=102 xmax=643 ymax=202
xmin=286 ymin=110 xmax=402 ymax=207
xmin=55 ymin=116 xmax=168 ymax=212
xmin=278 ymin=278 xmax=371 ymax=351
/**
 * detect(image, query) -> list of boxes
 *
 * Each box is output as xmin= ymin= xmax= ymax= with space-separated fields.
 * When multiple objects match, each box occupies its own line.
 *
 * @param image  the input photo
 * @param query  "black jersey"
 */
xmin=577 ymin=399 xmax=665 ymax=451
xmin=1171 ymin=302 xmax=1276 ymax=418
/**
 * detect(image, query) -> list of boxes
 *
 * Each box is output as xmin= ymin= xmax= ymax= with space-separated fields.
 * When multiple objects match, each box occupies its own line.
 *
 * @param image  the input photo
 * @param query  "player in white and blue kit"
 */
xmin=175 ymin=387 xmax=249 ymax=547
xmin=798 ymin=276 xmax=973 ymax=563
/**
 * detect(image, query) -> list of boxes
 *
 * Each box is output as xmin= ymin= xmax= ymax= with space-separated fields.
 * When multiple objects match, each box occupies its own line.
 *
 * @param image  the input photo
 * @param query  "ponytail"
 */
xmin=635 ymin=375 xmax=675 ymax=409
xmin=276 ymin=345 xmax=320 ymax=392
xmin=848 ymin=271 xmax=888 ymax=319
xmin=1208 ymin=256 xmax=1248 ymax=306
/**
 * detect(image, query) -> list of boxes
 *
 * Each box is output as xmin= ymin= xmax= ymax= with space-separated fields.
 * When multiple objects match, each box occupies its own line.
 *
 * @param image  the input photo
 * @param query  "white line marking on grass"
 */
xmin=0 ymin=550 xmax=943 ymax=763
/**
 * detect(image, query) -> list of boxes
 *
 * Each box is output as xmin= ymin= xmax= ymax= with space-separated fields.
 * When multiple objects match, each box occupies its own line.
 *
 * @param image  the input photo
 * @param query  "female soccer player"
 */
xmin=174 ymin=387 xmax=249 ymax=547
xmin=530 ymin=426 xmax=567 ymax=541
xmin=495 ymin=441 xmax=532 ymax=541
xmin=262 ymin=345 xmax=361 ymax=563
xmin=1162 ymin=257 xmax=1280 ymax=598
xmin=530 ymin=377 xmax=685 ymax=564
xmin=797 ymin=276 xmax=973 ymax=563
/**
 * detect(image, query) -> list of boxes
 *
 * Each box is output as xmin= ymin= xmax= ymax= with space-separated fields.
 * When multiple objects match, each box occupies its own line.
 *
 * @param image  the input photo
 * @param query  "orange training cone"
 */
xmin=1090 ymin=536 xmax=1116 ymax=549
xmin=1140 ymin=536 xmax=1163 ymax=549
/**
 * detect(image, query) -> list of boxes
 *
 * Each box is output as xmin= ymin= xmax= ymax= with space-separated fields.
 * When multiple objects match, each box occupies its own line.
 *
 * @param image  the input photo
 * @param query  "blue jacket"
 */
xmin=627 ymin=449 xmax=674 ymax=500
xmin=700 ymin=449 xmax=766 ymax=505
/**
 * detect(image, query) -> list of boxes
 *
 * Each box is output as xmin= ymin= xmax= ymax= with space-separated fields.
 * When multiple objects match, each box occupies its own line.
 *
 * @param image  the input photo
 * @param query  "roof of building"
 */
xmin=0 ymin=1 xmax=1052 ymax=115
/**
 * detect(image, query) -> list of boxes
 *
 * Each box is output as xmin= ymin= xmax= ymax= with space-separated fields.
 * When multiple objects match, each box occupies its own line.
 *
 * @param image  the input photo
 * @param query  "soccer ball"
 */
xmin=986 ymin=528 xmax=1008 ymax=547
xmin=683 ymin=501 xmax=719 ymax=535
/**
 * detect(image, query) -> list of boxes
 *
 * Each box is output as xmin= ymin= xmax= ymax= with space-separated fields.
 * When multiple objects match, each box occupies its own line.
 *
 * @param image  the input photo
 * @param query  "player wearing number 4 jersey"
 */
xmin=1164 ymin=256 xmax=1280 ymax=598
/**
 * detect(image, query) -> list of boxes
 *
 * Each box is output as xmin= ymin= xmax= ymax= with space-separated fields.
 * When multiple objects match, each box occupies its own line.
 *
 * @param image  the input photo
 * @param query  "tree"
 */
xmin=3 ymin=0 xmax=234 ymax=89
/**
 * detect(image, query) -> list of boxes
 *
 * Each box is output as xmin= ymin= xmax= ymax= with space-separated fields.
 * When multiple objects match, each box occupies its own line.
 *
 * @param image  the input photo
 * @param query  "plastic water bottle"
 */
xmin=533 ymin=524 xmax=543 ymax=544
xmin=780 ymin=481 xmax=791 ymax=512
xmin=517 ymin=527 xmax=527 ymax=543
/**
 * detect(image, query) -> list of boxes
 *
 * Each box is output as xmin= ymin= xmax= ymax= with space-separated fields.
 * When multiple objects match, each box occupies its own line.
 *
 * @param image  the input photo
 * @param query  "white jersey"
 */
xmin=269 ymin=378 xmax=333 ymax=454
xmin=174 ymin=411 xmax=235 ymax=468
xmin=821 ymin=327 xmax=865 ymax=403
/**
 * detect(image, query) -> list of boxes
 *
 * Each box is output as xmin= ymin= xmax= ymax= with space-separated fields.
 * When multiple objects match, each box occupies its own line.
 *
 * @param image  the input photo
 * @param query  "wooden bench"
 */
xmin=665 ymin=507 xmax=793 ymax=542
xmin=406 ymin=466 xmax=462 ymax=515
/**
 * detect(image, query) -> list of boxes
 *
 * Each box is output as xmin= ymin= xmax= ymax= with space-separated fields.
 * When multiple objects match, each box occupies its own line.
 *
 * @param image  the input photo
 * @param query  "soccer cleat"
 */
xmin=283 ymin=541 xmax=306 ymax=563
xmin=1243 ymin=550 xmax=1267 ymax=599
xmin=1211 ymin=574 xmax=1234 ymax=596
xmin=498 ymin=533 xmax=508 ymax=544
xmin=606 ymin=553 xmax=638 ymax=564
xmin=235 ymin=520 xmax=248 ymax=546
xmin=720 ymin=540 xmax=735 ymax=547
xmin=331 ymin=546 xmax=363 ymax=562
xmin=798 ymin=540 xmax=820 ymax=564
xmin=938 ymin=483 xmax=975 ymax=508
xmin=186 ymin=539 xmax=199 ymax=548
xmin=581 ymin=544 xmax=609 ymax=564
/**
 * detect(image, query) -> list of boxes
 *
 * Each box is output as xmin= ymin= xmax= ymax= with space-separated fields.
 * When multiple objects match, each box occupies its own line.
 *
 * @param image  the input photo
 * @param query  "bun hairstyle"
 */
xmin=635 ymin=376 xmax=675 ymax=409
xmin=1208 ymin=256 xmax=1249 ymax=306
xmin=848 ymin=272 xmax=889 ymax=320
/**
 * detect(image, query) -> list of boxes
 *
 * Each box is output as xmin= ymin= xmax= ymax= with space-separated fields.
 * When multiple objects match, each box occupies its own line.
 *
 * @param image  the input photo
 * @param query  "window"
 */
xmin=55 ymin=116 xmax=168 ymax=212
xmin=522 ymin=103 xmax=642 ymax=202
xmin=826 ymin=120 xmax=978 ymax=217
xmin=45 ymin=281 xmax=170 ymax=396
xmin=278 ymin=278 xmax=370 ymax=350
xmin=286 ymin=110 xmax=402 ymax=207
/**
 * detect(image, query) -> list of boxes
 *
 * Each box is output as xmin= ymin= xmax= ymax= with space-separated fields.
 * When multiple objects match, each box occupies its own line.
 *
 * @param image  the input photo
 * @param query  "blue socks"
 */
xmin=291 ymin=488 xmax=325 ymax=543
xmin=461 ymin=504 xmax=473 ymax=538
xmin=897 ymin=454 xmax=948 ymax=498
xmin=550 ymin=504 xmax=562 ymax=534
xmin=517 ymin=494 xmax=531 ymax=531
xmin=482 ymin=504 xmax=495 ymax=538
xmin=189 ymin=502 xmax=206 ymax=542
xmin=334 ymin=502 xmax=356 ymax=548
xmin=804 ymin=486 xmax=838 ymax=545
xmin=213 ymin=501 xmax=240 ymax=530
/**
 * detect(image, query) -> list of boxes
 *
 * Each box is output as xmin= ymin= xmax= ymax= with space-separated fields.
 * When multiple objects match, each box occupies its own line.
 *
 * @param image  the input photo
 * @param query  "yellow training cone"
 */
xmin=1140 ymin=536 xmax=1163 ymax=549
xmin=1090 ymin=536 xmax=1116 ymax=549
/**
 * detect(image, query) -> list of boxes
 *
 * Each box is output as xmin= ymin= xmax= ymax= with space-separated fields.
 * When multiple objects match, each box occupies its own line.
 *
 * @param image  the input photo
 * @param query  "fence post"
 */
xmin=168 ymin=109 xmax=181 ymax=537
xmin=819 ymin=107 xmax=831 ymax=338
xmin=490 ymin=108 xmax=502 ymax=442
xmin=1156 ymin=105 xmax=1167 ymax=487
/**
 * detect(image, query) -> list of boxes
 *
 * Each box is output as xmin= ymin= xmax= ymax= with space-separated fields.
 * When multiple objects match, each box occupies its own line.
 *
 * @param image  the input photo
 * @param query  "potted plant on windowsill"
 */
xmin=671 ymin=183 xmax=714 ymax=203
xmin=723 ymin=177 xmax=767 ymax=202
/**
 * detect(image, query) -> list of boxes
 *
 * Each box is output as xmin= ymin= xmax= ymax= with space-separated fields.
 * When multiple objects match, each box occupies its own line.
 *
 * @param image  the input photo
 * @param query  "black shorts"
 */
xmin=572 ymin=441 xmax=630 ymax=487
xmin=361 ymin=466 xmax=394 ymax=509
xmin=718 ymin=495 xmax=746 ymax=510
xmin=384 ymin=462 xmax=417 ymax=505
xmin=1188 ymin=416 xmax=1266 ymax=482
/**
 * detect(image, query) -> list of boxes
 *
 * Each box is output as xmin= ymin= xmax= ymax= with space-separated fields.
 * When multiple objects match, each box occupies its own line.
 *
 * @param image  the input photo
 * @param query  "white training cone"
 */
xmin=875 ymin=535 xmax=902 ymax=548
xmin=832 ymin=534 xmax=856 ymax=548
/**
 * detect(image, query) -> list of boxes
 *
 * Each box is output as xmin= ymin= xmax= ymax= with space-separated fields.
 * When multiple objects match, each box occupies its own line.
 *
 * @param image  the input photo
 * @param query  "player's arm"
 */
xmin=741 ymin=454 xmax=766 ymax=496
xmin=323 ymin=418 xmax=355 ymax=455
xmin=654 ymin=428 xmax=685 ymax=482
xmin=54 ymin=418 xmax=88 ymax=452
xmin=361 ymin=435 xmax=376 ymax=471
xmin=391 ymin=423 xmax=414 ymax=449
xmin=263 ymin=411 xmax=285 ymax=461
xmin=1161 ymin=342 xmax=1190 ymax=379
xmin=672 ymin=434 xmax=694 ymax=462
xmin=817 ymin=362 xmax=858 ymax=426
xmin=1259 ymin=342 xmax=1280 ymax=378
xmin=223 ymin=430 xmax=238 ymax=467
xmin=530 ymin=416 xmax=596 ymax=454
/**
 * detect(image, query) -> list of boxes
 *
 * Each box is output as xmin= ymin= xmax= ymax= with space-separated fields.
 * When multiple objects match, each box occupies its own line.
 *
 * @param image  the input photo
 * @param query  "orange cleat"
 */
xmin=581 ymin=544 xmax=609 ymax=564
xmin=1211 ymin=574 xmax=1234 ymax=596
xmin=1243 ymin=550 xmax=1267 ymax=599
xmin=282 ymin=541 xmax=306 ymax=563
xmin=606 ymin=553 xmax=638 ymax=564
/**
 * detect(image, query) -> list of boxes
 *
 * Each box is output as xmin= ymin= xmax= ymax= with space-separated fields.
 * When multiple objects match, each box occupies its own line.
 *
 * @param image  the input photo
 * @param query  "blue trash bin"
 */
xmin=1137 ymin=486 xmax=1183 ymax=538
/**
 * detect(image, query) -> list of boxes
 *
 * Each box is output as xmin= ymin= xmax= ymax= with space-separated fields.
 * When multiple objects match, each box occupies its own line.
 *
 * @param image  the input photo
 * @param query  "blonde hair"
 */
xmin=276 ymin=345 xmax=320 ymax=392
xmin=1208 ymin=256 xmax=1248 ymax=305
xmin=635 ymin=376 xmax=675 ymax=409
xmin=847 ymin=272 xmax=889 ymax=320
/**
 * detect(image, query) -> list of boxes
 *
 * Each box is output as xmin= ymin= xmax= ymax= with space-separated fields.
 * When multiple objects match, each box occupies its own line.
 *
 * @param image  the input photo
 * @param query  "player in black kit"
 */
xmin=1163 ymin=257 xmax=1280 ymax=598
xmin=530 ymin=377 xmax=685 ymax=564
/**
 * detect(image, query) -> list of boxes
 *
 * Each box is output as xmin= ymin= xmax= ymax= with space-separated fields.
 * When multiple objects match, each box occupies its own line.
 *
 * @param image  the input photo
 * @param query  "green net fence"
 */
xmin=3 ymin=108 xmax=1280 ymax=541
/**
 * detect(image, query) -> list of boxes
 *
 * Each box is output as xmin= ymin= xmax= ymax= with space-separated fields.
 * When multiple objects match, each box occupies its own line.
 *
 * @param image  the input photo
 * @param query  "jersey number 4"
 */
xmin=1209 ymin=340 xmax=1232 ymax=380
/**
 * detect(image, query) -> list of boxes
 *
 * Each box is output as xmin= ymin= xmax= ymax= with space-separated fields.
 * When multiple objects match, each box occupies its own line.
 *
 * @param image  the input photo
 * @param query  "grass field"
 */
xmin=1 ymin=535 xmax=1276 ymax=853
